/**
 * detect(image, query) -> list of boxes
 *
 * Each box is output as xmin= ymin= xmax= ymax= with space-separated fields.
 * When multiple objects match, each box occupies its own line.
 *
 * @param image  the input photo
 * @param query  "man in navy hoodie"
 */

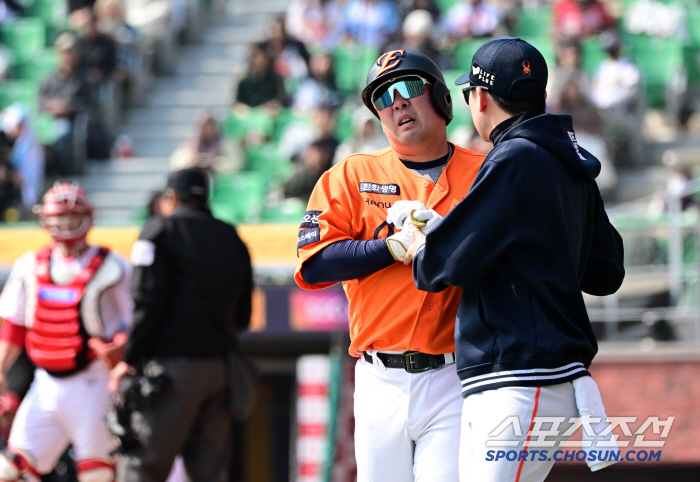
xmin=405 ymin=37 xmax=625 ymax=481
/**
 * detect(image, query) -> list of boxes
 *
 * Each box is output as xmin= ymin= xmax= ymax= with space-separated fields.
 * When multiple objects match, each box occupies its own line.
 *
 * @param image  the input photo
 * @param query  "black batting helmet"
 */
xmin=361 ymin=49 xmax=453 ymax=125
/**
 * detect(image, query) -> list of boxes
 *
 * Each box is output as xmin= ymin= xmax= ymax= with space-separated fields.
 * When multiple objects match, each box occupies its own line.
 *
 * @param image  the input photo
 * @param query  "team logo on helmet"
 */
xmin=522 ymin=60 xmax=531 ymax=75
xmin=376 ymin=50 xmax=405 ymax=76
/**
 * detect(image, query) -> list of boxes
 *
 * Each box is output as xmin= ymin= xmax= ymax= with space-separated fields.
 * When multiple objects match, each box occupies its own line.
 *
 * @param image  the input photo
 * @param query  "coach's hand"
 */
xmin=387 ymin=201 xmax=427 ymax=228
xmin=403 ymin=226 xmax=427 ymax=265
xmin=386 ymin=218 xmax=417 ymax=262
xmin=410 ymin=209 xmax=443 ymax=234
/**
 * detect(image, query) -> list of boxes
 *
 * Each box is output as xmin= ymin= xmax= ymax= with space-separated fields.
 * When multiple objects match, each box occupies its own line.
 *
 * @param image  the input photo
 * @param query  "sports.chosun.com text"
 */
xmin=485 ymin=449 xmax=662 ymax=463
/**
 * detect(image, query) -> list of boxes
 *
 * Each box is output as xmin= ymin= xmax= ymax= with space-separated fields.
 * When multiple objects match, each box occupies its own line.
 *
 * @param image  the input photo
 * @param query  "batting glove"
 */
xmin=386 ymin=217 xmax=416 ymax=262
xmin=387 ymin=200 xmax=427 ymax=228
xmin=410 ymin=209 xmax=443 ymax=235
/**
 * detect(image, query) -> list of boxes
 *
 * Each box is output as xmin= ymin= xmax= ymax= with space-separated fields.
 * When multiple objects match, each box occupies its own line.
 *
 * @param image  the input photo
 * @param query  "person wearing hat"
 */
xmin=405 ymin=37 xmax=625 ymax=480
xmin=110 ymin=167 xmax=253 ymax=482
xmin=295 ymin=50 xmax=485 ymax=481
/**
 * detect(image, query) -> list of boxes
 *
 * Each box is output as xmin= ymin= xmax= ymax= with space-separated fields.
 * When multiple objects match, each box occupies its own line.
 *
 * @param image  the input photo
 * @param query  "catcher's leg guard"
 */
xmin=0 ymin=447 xmax=40 ymax=482
xmin=76 ymin=459 xmax=115 ymax=482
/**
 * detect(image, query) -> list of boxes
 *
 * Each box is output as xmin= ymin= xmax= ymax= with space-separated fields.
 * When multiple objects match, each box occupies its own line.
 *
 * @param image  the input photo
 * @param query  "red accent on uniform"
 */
xmin=0 ymin=320 xmax=27 ymax=349
xmin=25 ymin=247 xmax=109 ymax=373
xmin=298 ymin=463 xmax=321 ymax=476
xmin=6 ymin=446 xmax=41 ymax=478
xmin=515 ymin=386 xmax=541 ymax=482
xmin=76 ymin=459 xmax=115 ymax=474
xmin=298 ymin=423 xmax=326 ymax=436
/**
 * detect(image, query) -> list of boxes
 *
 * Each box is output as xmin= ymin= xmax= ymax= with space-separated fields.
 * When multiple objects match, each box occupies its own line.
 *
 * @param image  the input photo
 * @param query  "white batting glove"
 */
xmin=387 ymin=200 xmax=427 ymax=228
xmin=410 ymin=208 xmax=443 ymax=235
xmin=386 ymin=217 xmax=416 ymax=262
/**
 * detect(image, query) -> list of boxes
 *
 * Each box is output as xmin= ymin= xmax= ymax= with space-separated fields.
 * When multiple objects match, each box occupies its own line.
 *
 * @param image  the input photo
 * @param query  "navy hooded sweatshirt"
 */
xmin=412 ymin=113 xmax=624 ymax=398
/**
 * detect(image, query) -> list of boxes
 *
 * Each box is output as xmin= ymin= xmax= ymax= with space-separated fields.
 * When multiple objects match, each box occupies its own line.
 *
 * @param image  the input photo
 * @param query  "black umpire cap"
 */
xmin=455 ymin=37 xmax=548 ymax=101
xmin=166 ymin=167 xmax=209 ymax=200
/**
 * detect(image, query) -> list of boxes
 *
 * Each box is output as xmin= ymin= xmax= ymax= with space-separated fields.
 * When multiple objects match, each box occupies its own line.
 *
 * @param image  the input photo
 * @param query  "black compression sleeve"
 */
xmin=300 ymin=239 xmax=396 ymax=284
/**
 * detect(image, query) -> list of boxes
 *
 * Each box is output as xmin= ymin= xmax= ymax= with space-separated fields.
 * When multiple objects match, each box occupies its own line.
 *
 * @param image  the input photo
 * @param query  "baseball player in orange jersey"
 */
xmin=295 ymin=50 xmax=485 ymax=481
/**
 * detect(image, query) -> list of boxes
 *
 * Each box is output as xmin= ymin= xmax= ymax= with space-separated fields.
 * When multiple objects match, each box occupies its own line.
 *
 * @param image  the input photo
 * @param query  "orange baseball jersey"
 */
xmin=294 ymin=144 xmax=485 ymax=356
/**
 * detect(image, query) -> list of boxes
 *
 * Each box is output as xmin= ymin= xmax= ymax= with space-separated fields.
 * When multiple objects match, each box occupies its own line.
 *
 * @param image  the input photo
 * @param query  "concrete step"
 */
xmin=143 ymin=89 xmax=228 ymax=108
xmin=90 ymin=190 xmax=151 ymax=209
xmin=175 ymin=58 xmax=243 ymax=76
xmin=131 ymin=141 xmax=179 ymax=158
xmin=94 ymin=208 xmax=141 ymax=225
xmin=124 ymin=107 xmax=227 ymax=125
xmin=230 ymin=0 xmax=290 ymax=15
xmin=122 ymin=122 xmax=192 ymax=141
xmin=78 ymin=172 xmax=167 ymax=192
xmin=615 ymin=166 xmax=668 ymax=203
xmin=178 ymin=44 xmax=248 ymax=62
xmin=201 ymin=26 xmax=267 ymax=45
xmin=154 ymin=74 xmax=232 ymax=92
xmin=86 ymin=157 xmax=170 ymax=175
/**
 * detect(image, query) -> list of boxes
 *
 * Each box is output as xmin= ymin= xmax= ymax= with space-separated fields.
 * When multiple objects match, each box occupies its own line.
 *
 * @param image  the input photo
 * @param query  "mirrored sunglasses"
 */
xmin=372 ymin=76 xmax=430 ymax=111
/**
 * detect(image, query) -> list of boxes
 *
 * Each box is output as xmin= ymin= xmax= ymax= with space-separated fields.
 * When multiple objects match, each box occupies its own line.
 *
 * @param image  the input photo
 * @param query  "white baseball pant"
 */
xmin=354 ymin=351 xmax=463 ymax=482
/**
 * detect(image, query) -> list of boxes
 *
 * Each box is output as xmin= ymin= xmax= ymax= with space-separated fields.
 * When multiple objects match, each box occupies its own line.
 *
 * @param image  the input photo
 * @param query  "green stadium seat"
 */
xmin=581 ymin=36 xmax=608 ymax=75
xmin=25 ymin=0 xmax=68 ymax=43
xmin=333 ymin=45 xmax=380 ymax=95
xmin=433 ymin=0 xmax=461 ymax=15
xmin=245 ymin=143 xmax=293 ymax=183
xmin=34 ymin=113 xmax=58 ymax=144
xmin=0 ymin=80 xmax=40 ymax=113
xmin=223 ymin=108 xmax=275 ymax=141
xmin=210 ymin=172 xmax=266 ymax=224
xmin=442 ymin=69 xmax=473 ymax=132
xmin=12 ymin=49 xmax=59 ymax=82
xmin=0 ymin=18 xmax=46 ymax=63
xmin=334 ymin=104 xmax=356 ymax=143
xmin=453 ymin=40 xmax=484 ymax=71
xmin=274 ymin=109 xmax=312 ymax=142
xmin=627 ymin=35 xmax=685 ymax=107
xmin=512 ymin=7 xmax=553 ymax=39
xmin=260 ymin=198 xmax=307 ymax=224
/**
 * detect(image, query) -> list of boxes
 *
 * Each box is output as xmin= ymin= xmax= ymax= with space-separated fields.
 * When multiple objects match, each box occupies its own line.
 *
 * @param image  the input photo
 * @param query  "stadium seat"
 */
xmin=0 ymin=18 xmax=46 ymax=64
xmin=627 ymin=35 xmax=685 ymax=107
xmin=223 ymin=108 xmax=275 ymax=141
xmin=12 ymin=49 xmax=59 ymax=82
xmin=581 ymin=36 xmax=608 ymax=76
xmin=245 ymin=143 xmax=293 ymax=184
xmin=274 ymin=109 xmax=312 ymax=143
xmin=0 ymin=80 xmax=40 ymax=113
xmin=433 ymin=0 xmax=461 ymax=15
xmin=453 ymin=40 xmax=484 ymax=71
xmin=333 ymin=45 xmax=380 ymax=95
xmin=210 ymin=172 xmax=266 ymax=224
xmin=33 ymin=113 xmax=58 ymax=145
xmin=334 ymin=105 xmax=356 ymax=143
xmin=512 ymin=6 xmax=553 ymax=39
xmin=25 ymin=0 xmax=69 ymax=43
xmin=442 ymin=69 xmax=473 ymax=132
xmin=260 ymin=198 xmax=307 ymax=224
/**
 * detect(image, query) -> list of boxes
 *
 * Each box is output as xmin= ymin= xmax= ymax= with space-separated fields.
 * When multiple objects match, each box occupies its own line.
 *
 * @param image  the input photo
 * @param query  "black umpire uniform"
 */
xmin=119 ymin=168 xmax=253 ymax=482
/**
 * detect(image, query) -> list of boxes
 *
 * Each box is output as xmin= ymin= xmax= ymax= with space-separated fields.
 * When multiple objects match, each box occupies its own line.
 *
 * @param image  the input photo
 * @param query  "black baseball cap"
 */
xmin=166 ymin=167 xmax=209 ymax=199
xmin=455 ymin=37 xmax=548 ymax=101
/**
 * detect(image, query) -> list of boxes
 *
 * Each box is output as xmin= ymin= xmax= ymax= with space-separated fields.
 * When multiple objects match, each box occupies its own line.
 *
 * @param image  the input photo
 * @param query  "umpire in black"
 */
xmin=110 ymin=167 xmax=253 ymax=482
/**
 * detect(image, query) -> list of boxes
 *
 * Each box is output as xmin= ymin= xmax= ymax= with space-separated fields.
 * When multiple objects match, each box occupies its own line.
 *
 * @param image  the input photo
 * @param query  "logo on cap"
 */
xmin=523 ymin=60 xmax=531 ymax=75
xmin=376 ymin=50 xmax=405 ymax=76
xmin=471 ymin=62 xmax=496 ymax=87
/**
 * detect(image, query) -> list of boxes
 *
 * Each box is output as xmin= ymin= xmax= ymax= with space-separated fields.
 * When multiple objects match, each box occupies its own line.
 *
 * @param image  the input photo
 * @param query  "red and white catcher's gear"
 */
xmin=0 ymin=447 xmax=40 ymax=482
xmin=76 ymin=459 xmax=115 ymax=482
xmin=35 ymin=182 xmax=94 ymax=245
xmin=24 ymin=247 xmax=109 ymax=374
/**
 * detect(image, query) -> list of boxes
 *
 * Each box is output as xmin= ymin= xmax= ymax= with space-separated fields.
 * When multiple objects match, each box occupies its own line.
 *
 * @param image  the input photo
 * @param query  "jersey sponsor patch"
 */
xmin=38 ymin=286 xmax=78 ymax=303
xmin=359 ymin=182 xmax=400 ymax=196
xmin=131 ymin=240 xmax=156 ymax=267
xmin=300 ymin=211 xmax=321 ymax=228
xmin=297 ymin=227 xmax=320 ymax=249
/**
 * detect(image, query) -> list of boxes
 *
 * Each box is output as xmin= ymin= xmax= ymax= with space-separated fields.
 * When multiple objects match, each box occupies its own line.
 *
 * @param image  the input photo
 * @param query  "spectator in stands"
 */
xmin=341 ymin=0 xmax=401 ymax=46
xmin=285 ymin=0 xmax=346 ymax=51
xmin=1 ymin=104 xmax=45 ymax=214
xmin=72 ymin=7 xmax=118 ymax=91
xmin=396 ymin=0 xmax=440 ymax=22
xmin=553 ymin=0 xmax=615 ymax=40
xmin=235 ymin=42 xmax=289 ymax=112
xmin=169 ymin=110 xmax=242 ymax=174
xmin=282 ymin=139 xmax=334 ymax=202
xmin=268 ymin=15 xmax=310 ymax=82
xmin=591 ymin=35 xmax=641 ymax=113
xmin=95 ymin=0 xmax=144 ymax=100
xmin=547 ymin=38 xmax=590 ymax=112
xmin=333 ymin=107 xmax=388 ymax=164
xmin=312 ymin=104 xmax=340 ymax=161
xmin=384 ymin=9 xmax=450 ymax=69
xmin=441 ymin=0 xmax=503 ymax=40
xmin=38 ymin=32 xmax=91 ymax=175
xmin=293 ymin=52 xmax=343 ymax=112
xmin=0 ymin=160 xmax=19 ymax=222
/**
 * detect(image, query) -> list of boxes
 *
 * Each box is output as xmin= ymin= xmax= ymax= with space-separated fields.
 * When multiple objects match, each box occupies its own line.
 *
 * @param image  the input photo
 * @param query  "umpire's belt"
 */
xmin=362 ymin=351 xmax=455 ymax=373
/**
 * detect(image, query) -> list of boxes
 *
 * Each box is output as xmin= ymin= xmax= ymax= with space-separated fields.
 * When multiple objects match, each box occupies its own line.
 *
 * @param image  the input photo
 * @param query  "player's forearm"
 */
xmin=301 ymin=239 xmax=396 ymax=284
xmin=0 ymin=340 xmax=22 ymax=375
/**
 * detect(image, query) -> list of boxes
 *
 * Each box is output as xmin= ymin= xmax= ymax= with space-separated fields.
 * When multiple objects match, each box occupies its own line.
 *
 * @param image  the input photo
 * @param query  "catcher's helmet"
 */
xmin=34 ymin=181 xmax=94 ymax=244
xmin=361 ymin=49 xmax=453 ymax=125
